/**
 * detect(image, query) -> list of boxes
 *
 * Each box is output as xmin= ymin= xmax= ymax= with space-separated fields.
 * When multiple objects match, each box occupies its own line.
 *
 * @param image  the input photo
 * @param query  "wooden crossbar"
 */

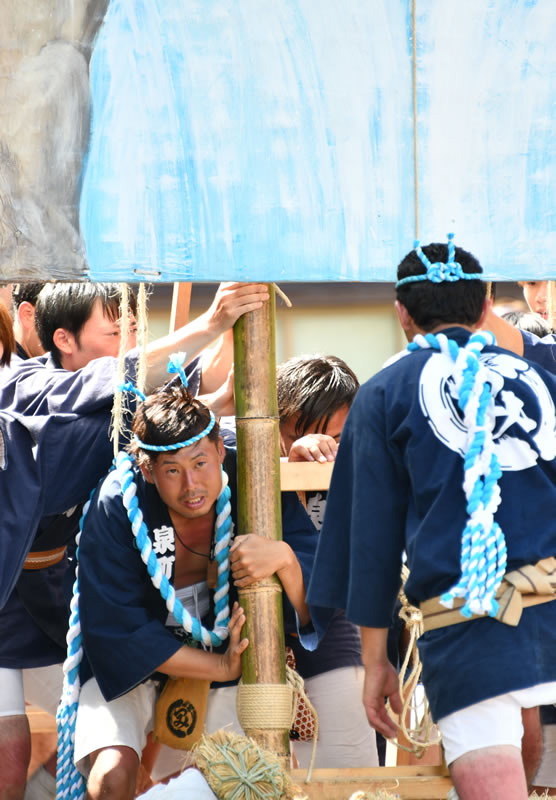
xmin=280 ymin=459 xmax=333 ymax=491
xmin=291 ymin=765 xmax=452 ymax=799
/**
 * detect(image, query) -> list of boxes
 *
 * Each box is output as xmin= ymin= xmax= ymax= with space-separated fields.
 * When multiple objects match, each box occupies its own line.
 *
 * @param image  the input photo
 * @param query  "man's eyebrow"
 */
xmin=159 ymin=445 xmax=210 ymax=464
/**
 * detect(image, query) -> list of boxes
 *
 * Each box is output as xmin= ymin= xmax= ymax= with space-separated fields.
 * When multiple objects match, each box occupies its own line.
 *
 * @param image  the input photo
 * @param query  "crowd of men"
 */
xmin=1 ymin=257 xmax=556 ymax=800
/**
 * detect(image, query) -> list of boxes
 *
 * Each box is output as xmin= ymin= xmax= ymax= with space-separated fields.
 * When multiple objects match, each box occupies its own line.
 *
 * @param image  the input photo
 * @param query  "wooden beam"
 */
xmin=168 ymin=282 xmax=192 ymax=332
xmin=290 ymin=765 xmax=452 ymax=799
xmin=27 ymin=706 xmax=56 ymax=779
xmin=280 ymin=460 xmax=333 ymax=492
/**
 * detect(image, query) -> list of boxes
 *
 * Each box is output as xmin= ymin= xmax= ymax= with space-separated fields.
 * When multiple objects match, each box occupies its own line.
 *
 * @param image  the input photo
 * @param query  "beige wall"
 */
xmin=146 ymin=286 xmax=404 ymax=385
xmin=276 ymin=304 xmax=404 ymax=383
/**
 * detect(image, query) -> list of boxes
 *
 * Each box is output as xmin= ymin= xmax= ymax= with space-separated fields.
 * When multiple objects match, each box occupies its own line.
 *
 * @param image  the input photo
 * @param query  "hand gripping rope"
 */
xmin=408 ymin=331 xmax=507 ymax=618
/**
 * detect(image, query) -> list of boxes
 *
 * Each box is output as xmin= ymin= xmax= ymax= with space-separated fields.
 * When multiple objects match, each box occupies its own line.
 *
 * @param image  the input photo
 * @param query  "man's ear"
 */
xmin=476 ymin=297 xmax=491 ymax=329
xmin=52 ymin=328 xmax=75 ymax=357
xmin=217 ymin=436 xmax=225 ymax=463
xmin=17 ymin=301 xmax=35 ymax=332
xmin=395 ymin=300 xmax=418 ymax=340
xmin=139 ymin=461 xmax=155 ymax=484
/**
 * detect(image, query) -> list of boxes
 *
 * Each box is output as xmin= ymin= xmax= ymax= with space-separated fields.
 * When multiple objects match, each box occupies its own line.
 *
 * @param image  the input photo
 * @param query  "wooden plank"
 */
xmin=168 ymin=282 xmax=192 ymax=332
xmin=291 ymin=765 xmax=452 ymax=800
xmin=27 ymin=706 xmax=56 ymax=779
xmin=280 ymin=460 xmax=333 ymax=492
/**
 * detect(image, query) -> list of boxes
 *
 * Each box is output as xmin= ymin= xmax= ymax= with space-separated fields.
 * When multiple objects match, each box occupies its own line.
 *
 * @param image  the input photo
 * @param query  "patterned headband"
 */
xmin=395 ymin=233 xmax=482 ymax=288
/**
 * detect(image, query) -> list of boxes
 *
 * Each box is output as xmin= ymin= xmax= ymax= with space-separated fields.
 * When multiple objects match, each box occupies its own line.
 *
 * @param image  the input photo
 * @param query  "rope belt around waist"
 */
xmin=23 ymin=546 xmax=67 ymax=570
xmin=420 ymin=557 xmax=556 ymax=632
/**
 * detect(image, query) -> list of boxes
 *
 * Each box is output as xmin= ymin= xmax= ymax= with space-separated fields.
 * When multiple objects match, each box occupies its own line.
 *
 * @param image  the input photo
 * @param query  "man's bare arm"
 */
xmin=144 ymin=283 xmax=269 ymax=391
xmin=482 ymin=305 xmax=524 ymax=355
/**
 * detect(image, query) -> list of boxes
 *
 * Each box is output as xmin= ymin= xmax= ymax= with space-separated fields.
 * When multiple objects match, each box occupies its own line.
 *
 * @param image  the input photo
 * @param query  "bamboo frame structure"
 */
xmin=233 ymin=284 xmax=291 ymax=762
xmin=231 ymin=292 xmax=452 ymax=797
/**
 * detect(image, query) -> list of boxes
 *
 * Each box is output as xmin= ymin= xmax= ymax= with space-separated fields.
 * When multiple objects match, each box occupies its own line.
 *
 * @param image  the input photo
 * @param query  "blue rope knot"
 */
xmin=410 ymin=329 xmax=507 ymax=620
xmin=167 ymin=351 xmax=189 ymax=388
xmin=118 ymin=381 xmax=146 ymax=401
xmin=396 ymin=233 xmax=483 ymax=288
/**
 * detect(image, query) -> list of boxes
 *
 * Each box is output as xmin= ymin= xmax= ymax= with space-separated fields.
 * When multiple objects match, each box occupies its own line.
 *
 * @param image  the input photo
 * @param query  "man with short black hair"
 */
xmin=309 ymin=237 xmax=556 ymax=800
xmin=11 ymin=283 xmax=46 ymax=361
xmin=277 ymin=354 xmax=358 ymax=461
xmin=274 ymin=355 xmax=382 ymax=770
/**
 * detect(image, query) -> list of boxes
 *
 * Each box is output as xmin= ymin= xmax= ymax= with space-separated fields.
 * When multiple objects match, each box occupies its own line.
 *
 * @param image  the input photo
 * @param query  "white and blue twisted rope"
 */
xmin=56 ymin=498 xmax=92 ymax=800
xmin=408 ymin=330 xmax=507 ymax=618
xmin=133 ymin=411 xmax=216 ymax=452
xmin=55 ymin=454 xmax=232 ymax=798
xmin=116 ymin=451 xmax=232 ymax=646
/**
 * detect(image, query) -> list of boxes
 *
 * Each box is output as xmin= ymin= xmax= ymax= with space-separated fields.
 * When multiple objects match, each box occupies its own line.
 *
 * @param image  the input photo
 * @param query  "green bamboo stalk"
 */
xmin=233 ymin=284 xmax=290 ymax=761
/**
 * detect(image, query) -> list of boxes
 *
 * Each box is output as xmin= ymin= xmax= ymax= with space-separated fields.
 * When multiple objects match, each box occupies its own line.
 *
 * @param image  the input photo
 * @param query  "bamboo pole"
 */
xmin=233 ymin=284 xmax=290 ymax=763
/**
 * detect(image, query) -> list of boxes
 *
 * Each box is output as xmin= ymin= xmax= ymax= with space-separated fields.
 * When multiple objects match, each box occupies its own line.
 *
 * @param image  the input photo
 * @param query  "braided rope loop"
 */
xmin=116 ymin=451 xmax=231 ymax=647
xmin=410 ymin=330 xmax=507 ymax=618
xmin=397 ymin=234 xmax=483 ymax=288
xmin=133 ymin=411 xmax=216 ymax=452
xmin=56 ymin=499 xmax=93 ymax=800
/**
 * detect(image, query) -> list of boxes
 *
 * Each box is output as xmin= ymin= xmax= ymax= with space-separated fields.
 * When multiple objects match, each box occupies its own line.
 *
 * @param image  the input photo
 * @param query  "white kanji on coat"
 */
xmin=157 ymin=555 xmax=175 ymax=579
xmin=153 ymin=525 xmax=176 ymax=555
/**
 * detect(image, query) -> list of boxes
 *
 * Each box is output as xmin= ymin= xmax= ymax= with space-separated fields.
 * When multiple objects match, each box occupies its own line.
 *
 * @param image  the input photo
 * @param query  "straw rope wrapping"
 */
xmin=235 ymin=664 xmax=319 ymax=782
xmin=194 ymin=729 xmax=298 ymax=800
xmin=56 ymin=498 xmax=93 ymax=800
xmin=135 ymin=282 xmax=149 ymax=396
xmin=117 ymin=451 xmax=232 ymax=647
xmin=408 ymin=331 xmax=507 ymax=618
xmin=386 ymin=567 xmax=440 ymax=757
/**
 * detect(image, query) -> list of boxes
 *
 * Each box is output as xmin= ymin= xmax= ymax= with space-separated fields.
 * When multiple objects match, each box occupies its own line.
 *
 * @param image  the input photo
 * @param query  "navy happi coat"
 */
xmin=308 ymin=327 xmax=556 ymax=720
xmin=0 ymin=352 xmax=206 ymax=668
xmin=0 ymin=351 xmax=137 ymax=665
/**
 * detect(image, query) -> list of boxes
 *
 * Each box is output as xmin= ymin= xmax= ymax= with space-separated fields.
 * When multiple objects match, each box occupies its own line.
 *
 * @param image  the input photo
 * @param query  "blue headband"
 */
xmin=396 ymin=233 xmax=482 ymax=288
xmin=126 ymin=352 xmax=217 ymax=452
xmin=134 ymin=410 xmax=216 ymax=452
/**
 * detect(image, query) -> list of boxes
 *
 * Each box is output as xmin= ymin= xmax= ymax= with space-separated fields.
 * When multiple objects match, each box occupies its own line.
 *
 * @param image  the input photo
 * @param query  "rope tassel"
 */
xmin=409 ymin=331 xmax=507 ymax=618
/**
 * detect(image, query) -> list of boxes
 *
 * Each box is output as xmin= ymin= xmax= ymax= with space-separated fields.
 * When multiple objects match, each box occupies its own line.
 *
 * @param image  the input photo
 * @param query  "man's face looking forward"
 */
xmin=143 ymin=438 xmax=225 ymax=525
xmin=521 ymin=281 xmax=551 ymax=324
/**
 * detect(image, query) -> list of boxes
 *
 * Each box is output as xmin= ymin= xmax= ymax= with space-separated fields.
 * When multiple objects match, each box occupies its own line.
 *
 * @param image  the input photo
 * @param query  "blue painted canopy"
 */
xmin=64 ymin=2 xmax=556 ymax=281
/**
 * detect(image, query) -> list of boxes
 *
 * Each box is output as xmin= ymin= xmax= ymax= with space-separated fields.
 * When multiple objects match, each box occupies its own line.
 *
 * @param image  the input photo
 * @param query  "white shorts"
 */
xmin=438 ymin=681 xmax=556 ymax=765
xmin=533 ymin=723 xmax=556 ymax=788
xmin=0 ymin=665 xmax=63 ymax=718
xmin=292 ymin=666 xmax=379 ymax=769
xmin=75 ymin=677 xmax=160 ymax=777
xmin=74 ymin=677 xmax=240 ymax=782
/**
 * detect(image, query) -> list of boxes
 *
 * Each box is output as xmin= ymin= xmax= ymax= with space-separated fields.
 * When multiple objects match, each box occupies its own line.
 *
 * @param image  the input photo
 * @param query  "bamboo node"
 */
xmin=239 ymin=582 xmax=283 ymax=597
